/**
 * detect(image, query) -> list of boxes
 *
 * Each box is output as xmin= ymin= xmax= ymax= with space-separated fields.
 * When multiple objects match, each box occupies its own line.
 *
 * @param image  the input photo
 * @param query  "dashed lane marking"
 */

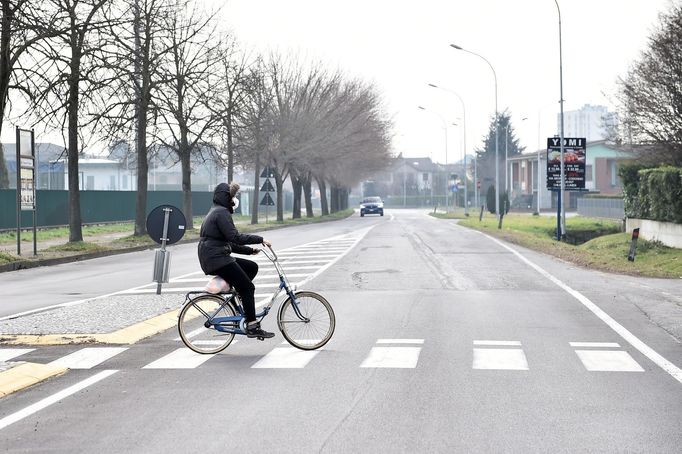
xmin=575 ymin=350 xmax=645 ymax=372
xmin=251 ymin=347 xmax=320 ymax=369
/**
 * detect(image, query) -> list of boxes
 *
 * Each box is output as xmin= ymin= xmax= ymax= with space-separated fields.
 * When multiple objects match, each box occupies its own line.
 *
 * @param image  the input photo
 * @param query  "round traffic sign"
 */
xmin=146 ymin=205 xmax=186 ymax=245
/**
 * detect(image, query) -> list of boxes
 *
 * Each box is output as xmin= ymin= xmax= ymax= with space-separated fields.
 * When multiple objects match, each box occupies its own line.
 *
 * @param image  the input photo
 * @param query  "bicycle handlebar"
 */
xmin=261 ymin=244 xmax=278 ymax=262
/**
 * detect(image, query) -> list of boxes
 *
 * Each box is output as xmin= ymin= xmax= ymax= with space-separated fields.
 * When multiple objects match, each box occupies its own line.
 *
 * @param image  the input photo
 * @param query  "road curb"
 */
xmin=0 ymin=362 xmax=67 ymax=398
xmin=0 ymin=310 xmax=179 ymax=346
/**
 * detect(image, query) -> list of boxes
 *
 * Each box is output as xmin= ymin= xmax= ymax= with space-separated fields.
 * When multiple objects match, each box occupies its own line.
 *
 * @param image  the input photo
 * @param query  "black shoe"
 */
xmin=245 ymin=322 xmax=275 ymax=339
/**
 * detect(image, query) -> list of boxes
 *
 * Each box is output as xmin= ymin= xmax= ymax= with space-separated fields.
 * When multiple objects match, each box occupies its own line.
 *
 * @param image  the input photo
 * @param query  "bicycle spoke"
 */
xmin=179 ymin=295 xmax=236 ymax=354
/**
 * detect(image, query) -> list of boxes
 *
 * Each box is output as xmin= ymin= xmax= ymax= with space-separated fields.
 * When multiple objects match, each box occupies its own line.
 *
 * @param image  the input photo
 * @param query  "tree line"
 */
xmin=0 ymin=0 xmax=392 ymax=241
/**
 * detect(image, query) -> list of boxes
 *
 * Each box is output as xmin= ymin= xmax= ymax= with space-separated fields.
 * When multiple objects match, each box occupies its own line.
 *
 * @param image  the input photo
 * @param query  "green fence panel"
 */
xmin=0 ymin=189 xmax=214 ymax=230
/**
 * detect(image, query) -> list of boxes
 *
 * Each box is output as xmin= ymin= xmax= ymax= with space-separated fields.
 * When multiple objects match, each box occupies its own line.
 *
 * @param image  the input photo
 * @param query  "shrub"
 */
xmin=619 ymin=164 xmax=682 ymax=223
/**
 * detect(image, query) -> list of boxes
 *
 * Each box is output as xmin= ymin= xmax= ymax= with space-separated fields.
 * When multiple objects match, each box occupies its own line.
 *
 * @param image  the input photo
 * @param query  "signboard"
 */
xmin=546 ymin=137 xmax=587 ymax=191
xmin=15 ymin=127 xmax=37 ymax=255
xmin=260 ymin=193 xmax=275 ymax=206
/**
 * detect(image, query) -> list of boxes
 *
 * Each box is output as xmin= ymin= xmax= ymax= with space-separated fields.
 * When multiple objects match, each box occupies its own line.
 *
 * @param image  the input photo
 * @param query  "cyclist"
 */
xmin=198 ymin=182 xmax=274 ymax=339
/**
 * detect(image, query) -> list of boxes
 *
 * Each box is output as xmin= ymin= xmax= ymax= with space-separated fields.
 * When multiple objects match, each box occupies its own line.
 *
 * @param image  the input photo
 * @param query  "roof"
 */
xmin=508 ymin=140 xmax=634 ymax=161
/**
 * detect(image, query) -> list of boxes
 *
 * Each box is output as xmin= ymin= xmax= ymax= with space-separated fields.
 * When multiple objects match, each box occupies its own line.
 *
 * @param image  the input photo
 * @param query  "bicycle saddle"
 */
xmin=205 ymin=276 xmax=232 ymax=294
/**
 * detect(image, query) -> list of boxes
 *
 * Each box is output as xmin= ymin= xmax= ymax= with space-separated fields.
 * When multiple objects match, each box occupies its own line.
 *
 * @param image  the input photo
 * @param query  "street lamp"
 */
xmin=427 ymin=83 xmax=469 ymax=215
xmin=555 ymin=0 xmax=566 ymax=240
xmin=450 ymin=43 xmax=500 ymax=220
xmin=418 ymin=105 xmax=449 ymax=210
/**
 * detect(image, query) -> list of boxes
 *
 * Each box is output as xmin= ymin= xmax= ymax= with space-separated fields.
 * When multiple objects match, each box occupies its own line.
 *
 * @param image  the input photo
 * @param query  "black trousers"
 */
xmin=214 ymin=258 xmax=259 ymax=322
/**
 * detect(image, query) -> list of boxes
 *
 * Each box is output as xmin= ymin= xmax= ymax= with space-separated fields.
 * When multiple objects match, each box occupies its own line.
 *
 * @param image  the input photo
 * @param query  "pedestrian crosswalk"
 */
xmin=0 ymin=339 xmax=648 ymax=374
xmin=117 ymin=232 xmax=367 ymax=299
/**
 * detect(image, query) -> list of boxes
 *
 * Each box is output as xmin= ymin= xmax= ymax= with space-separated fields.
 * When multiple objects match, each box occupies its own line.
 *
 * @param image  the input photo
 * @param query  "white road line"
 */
xmin=143 ymin=348 xmax=214 ymax=369
xmin=0 ymin=349 xmax=35 ymax=361
xmin=376 ymin=339 xmax=425 ymax=344
xmin=569 ymin=342 xmax=621 ymax=348
xmin=360 ymin=347 xmax=422 ymax=368
xmin=255 ymin=273 xmax=309 ymax=280
xmin=0 ymin=370 xmax=118 ymax=431
xmin=473 ymin=340 xmax=522 ymax=347
xmin=472 ymin=348 xmax=529 ymax=371
xmin=251 ymin=347 xmax=320 ymax=369
xmin=467 ymin=227 xmax=682 ymax=384
xmin=48 ymin=347 xmax=128 ymax=369
xmin=575 ymin=350 xmax=645 ymax=372
xmin=277 ymin=259 xmax=332 ymax=265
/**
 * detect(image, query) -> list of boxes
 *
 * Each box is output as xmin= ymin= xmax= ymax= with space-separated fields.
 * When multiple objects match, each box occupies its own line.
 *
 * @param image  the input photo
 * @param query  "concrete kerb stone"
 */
xmin=0 ymin=362 xmax=67 ymax=398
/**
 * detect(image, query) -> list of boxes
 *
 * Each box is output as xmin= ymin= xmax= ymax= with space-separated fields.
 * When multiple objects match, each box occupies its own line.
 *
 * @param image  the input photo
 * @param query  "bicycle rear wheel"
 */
xmin=178 ymin=294 xmax=237 ymax=354
xmin=277 ymin=291 xmax=335 ymax=350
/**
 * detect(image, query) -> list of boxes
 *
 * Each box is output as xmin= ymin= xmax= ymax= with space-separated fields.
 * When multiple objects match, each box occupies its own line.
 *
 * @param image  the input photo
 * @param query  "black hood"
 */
xmin=213 ymin=183 xmax=232 ymax=208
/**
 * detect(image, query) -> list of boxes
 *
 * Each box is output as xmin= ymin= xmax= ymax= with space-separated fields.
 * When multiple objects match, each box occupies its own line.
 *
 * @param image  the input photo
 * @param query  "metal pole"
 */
xmin=32 ymin=129 xmax=36 ymax=256
xmin=444 ymin=125 xmax=449 ymax=211
xmin=505 ymin=124 xmax=509 ymax=197
xmin=537 ymin=113 xmax=542 ymax=214
xmin=15 ymin=126 xmax=20 ymax=256
xmin=556 ymin=0 xmax=566 ymax=239
xmin=474 ymin=157 xmax=478 ymax=208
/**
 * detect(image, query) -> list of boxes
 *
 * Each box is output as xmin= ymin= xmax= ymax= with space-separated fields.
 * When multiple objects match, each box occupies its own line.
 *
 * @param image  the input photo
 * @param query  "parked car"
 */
xmin=360 ymin=196 xmax=384 ymax=217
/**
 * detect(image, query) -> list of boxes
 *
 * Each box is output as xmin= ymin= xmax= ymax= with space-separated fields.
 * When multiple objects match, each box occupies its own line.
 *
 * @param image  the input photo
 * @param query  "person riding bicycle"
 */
xmin=198 ymin=182 xmax=274 ymax=339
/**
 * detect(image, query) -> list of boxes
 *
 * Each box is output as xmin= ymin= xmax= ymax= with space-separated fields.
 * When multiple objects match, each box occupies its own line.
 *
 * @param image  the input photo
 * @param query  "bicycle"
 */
xmin=177 ymin=245 xmax=336 ymax=354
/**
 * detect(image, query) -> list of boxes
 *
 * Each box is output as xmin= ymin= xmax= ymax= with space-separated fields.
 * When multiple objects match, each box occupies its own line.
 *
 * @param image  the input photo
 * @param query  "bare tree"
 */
xmin=93 ymin=0 xmax=185 ymax=236
xmin=615 ymin=3 xmax=682 ymax=165
xmin=0 ymin=0 xmax=64 ymax=187
xmin=21 ymin=0 xmax=116 ymax=242
xmin=153 ymin=2 xmax=218 ymax=229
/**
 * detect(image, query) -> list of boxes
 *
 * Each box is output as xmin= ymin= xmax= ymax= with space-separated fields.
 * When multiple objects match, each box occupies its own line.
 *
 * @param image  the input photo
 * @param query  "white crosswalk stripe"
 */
xmin=49 ymin=347 xmax=128 ymax=369
xmin=251 ymin=347 xmax=320 ymax=369
xmin=0 ymin=348 xmax=34 ymax=362
xmin=142 ymin=348 xmax=214 ymax=369
xmin=360 ymin=339 xmax=424 ymax=368
xmin=472 ymin=341 xmax=528 ymax=370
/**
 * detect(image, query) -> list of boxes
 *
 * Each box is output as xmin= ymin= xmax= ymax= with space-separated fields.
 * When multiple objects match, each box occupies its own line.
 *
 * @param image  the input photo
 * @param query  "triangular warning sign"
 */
xmin=260 ymin=166 xmax=274 ymax=178
xmin=260 ymin=193 xmax=275 ymax=206
xmin=260 ymin=179 xmax=275 ymax=192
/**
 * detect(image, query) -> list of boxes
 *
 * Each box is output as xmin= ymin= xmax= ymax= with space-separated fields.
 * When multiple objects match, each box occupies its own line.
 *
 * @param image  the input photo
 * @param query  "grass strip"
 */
xmin=456 ymin=214 xmax=682 ymax=278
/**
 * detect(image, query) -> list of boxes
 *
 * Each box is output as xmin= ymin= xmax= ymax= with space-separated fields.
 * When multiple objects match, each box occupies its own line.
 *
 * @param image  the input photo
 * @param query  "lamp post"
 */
xmin=450 ymin=44 xmax=499 ymax=220
xmin=427 ymin=83 xmax=468 ymax=215
xmin=418 ymin=106 xmax=449 ymax=210
xmin=555 ymin=0 xmax=566 ymax=240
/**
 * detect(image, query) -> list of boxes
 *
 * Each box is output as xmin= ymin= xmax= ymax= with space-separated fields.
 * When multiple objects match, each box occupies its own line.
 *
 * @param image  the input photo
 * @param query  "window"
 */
xmin=423 ymin=172 xmax=429 ymax=182
xmin=610 ymin=161 xmax=618 ymax=186
xmin=122 ymin=175 xmax=128 ymax=189
xmin=86 ymin=175 xmax=95 ymax=190
xmin=586 ymin=165 xmax=593 ymax=182
xmin=110 ymin=175 xmax=116 ymax=190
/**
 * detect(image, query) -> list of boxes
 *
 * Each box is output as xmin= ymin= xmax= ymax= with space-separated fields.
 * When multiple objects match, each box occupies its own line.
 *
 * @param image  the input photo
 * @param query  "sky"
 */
xmin=4 ymin=0 xmax=674 ymax=165
xmin=211 ymin=0 xmax=673 ymax=165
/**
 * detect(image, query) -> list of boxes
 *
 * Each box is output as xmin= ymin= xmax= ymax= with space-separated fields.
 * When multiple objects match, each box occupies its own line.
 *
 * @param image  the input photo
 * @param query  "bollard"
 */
xmin=627 ymin=228 xmax=640 ymax=262
xmin=498 ymin=212 xmax=504 ymax=230
xmin=479 ymin=205 xmax=484 ymax=222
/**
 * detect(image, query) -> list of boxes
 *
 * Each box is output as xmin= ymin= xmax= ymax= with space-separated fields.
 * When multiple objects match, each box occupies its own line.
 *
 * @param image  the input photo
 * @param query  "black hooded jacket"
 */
xmin=197 ymin=183 xmax=263 ymax=274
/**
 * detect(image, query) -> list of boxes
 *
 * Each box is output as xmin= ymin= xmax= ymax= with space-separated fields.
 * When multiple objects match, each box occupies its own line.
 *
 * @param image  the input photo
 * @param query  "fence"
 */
xmin=577 ymin=197 xmax=624 ymax=219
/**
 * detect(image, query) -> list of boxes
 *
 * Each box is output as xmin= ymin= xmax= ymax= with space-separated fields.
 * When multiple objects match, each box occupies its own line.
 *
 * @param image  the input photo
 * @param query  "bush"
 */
xmin=486 ymin=186 xmax=495 ymax=213
xmin=619 ymin=163 xmax=682 ymax=223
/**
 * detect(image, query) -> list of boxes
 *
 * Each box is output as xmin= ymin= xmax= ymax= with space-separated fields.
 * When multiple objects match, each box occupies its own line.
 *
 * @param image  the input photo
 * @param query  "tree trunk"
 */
xmin=134 ymin=98 xmax=149 ymax=236
xmin=330 ymin=186 xmax=338 ymax=213
xmin=303 ymin=173 xmax=313 ymax=217
xmin=274 ymin=169 xmax=284 ymax=222
xmin=317 ymin=176 xmax=329 ymax=216
xmin=251 ymin=152 xmax=260 ymax=224
xmin=226 ymin=114 xmax=233 ymax=182
xmin=133 ymin=3 xmax=148 ymax=236
xmin=0 ymin=1 xmax=12 ymax=188
xmin=67 ymin=43 xmax=83 ymax=243
xmin=180 ymin=139 xmax=193 ymax=230
xmin=291 ymin=174 xmax=302 ymax=219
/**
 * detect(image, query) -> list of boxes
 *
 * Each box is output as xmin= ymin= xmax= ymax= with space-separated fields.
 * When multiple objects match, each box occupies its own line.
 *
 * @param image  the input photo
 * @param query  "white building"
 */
xmin=557 ymin=104 xmax=617 ymax=142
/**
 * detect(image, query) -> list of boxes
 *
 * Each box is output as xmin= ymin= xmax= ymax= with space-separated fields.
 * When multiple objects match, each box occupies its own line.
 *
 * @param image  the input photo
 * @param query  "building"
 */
xmin=558 ymin=104 xmax=617 ymax=142
xmin=1 ymin=143 xmax=66 ymax=190
xmin=508 ymin=140 xmax=633 ymax=211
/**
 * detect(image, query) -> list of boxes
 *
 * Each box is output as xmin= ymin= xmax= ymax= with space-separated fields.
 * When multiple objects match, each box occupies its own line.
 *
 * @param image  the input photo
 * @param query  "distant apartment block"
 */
xmin=557 ymin=104 xmax=617 ymax=142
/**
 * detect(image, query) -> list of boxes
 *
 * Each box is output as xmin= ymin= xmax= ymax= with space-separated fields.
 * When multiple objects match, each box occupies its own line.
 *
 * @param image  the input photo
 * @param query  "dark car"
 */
xmin=360 ymin=196 xmax=384 ymax=217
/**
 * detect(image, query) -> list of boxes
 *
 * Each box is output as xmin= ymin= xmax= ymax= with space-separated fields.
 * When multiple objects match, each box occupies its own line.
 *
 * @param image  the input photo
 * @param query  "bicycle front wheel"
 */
xmin=277 ymin=291 xmax=335 ymax=350
xmin=178 ymin=294 xmax=237 ymax=354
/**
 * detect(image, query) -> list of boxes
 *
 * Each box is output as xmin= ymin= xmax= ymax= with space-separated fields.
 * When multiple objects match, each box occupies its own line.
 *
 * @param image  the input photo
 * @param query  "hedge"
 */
xmin=619 ymin=163 xmax=682 ymax=223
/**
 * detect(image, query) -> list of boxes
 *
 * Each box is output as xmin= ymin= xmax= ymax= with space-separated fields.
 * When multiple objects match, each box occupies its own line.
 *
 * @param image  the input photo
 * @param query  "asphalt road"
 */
xmin=1 ymin=209 xmax=681 ymax=453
